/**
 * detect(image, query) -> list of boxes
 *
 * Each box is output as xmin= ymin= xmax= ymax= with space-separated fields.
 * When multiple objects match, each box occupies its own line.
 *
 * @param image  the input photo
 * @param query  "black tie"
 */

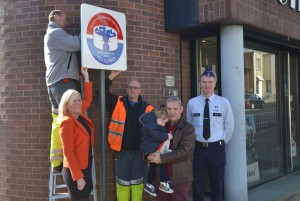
xmin=203 ymin=98 xmax=210 ymax=140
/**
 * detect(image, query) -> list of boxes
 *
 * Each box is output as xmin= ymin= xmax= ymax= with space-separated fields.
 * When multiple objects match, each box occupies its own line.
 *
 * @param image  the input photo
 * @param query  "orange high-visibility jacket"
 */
xmin=108 ymin=96 xmax=153 ymax=151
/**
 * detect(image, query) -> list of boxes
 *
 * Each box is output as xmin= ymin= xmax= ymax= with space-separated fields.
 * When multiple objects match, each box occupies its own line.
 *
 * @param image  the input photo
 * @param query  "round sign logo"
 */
xmin=86 ymin=13 xmax=124 ymax=65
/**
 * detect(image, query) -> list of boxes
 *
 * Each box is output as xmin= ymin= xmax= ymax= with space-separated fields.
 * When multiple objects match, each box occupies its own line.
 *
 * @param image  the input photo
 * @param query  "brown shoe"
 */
xmin=52 ymin=163 xmax=63 ymax=173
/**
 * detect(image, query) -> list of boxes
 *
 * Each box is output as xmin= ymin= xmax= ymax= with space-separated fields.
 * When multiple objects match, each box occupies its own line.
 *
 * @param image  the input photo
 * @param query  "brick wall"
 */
xmin=231 ymin=0 xmax=300 ymax=40
xmin=0 ymin=0 xmax=190 ymax=200
xmin=0 ymin=1 xmax=50 ymax=200
xmin=199 ymin=0 xmax=300 ymax=41
xmin=199 ymin=0 xmax=228 ymax=23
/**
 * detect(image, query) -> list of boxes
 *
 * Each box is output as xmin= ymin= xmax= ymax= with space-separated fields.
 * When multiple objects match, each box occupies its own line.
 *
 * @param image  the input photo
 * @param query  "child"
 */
xmin=140 ymin=108 xmax=174 ymax=196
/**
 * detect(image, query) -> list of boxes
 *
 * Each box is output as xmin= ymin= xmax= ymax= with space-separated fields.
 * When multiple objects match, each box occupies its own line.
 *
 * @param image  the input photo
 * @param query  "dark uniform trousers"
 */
xmin=193 ymin=140 xmax=226 ymax=201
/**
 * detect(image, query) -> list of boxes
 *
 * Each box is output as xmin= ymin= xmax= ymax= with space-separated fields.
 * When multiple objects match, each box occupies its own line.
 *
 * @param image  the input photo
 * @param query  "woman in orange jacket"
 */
xmin=58 ymin=66 xmax=94 ymax=201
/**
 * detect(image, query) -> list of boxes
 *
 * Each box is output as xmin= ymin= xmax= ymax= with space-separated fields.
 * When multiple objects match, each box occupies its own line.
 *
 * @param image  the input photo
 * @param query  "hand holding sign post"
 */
xmin=81 ymin=4 xmax=127 ymax=201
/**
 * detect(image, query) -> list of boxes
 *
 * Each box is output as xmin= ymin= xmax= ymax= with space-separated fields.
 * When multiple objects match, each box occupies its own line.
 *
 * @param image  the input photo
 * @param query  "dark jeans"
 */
xmin=47 ymin=79 xmax=78 ymax=112
xmin=147 ymin=162 xmax=168 ymax=184
xmin=193 ymin=142 xmax=226 ymax=201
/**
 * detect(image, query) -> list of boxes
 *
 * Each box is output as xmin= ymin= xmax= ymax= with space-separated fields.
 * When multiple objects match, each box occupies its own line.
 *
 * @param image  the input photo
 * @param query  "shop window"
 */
xmin=244 ymin=47 xmax=281 ymax=188
xmin=256 ymin=58 xmax=262 ymax=71
xmin=266 ymin=80 xmax=271 ymax=92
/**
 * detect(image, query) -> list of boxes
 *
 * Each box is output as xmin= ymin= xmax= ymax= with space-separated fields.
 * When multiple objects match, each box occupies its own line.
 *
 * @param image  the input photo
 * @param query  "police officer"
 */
xmin=186 ymin=70 xmax=234 ymax=201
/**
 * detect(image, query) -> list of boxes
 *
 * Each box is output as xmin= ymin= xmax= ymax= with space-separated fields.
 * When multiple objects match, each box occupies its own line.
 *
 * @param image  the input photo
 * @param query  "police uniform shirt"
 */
xmin=186 ymin=94 xmax=234 ymax=143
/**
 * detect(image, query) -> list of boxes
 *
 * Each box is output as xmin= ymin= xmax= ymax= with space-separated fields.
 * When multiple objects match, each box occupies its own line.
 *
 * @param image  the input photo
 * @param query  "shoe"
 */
xmin=52 ymin=163 xmax=63 ymax=173
xmin=159 ymin=181 xmax=174 ymax=193
xmin=144 ymin=183 xmax=157 ymax=196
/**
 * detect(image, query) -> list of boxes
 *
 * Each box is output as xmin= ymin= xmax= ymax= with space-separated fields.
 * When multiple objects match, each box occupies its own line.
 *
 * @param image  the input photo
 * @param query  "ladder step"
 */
xmin=51 ymin=172 xmax=63 ymax=176
xmin=49 ymin=148 xmax=97 ymax=200
xmin=55 ymin=184 xmax=67 ymax=189
xmin=50 ymin=191 xmax=95 ymax=199
xmin=50 ymin=193 xmax=69 ymax=199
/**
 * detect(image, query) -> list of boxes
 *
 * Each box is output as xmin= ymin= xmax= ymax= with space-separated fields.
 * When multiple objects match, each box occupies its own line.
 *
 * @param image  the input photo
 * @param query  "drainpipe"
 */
xmin=180 ymin=37 xmax=183 ymax=101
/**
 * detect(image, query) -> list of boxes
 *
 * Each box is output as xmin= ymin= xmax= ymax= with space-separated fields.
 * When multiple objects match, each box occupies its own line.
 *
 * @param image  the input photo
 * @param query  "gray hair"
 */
xmin=165 ymin=96 xmax=183 ymax=106
xmin=127 ymin=79 xmax=142 ymax=88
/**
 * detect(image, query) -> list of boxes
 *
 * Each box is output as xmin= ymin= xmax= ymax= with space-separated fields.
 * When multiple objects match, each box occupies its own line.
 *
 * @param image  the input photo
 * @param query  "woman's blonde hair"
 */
xmin=154 ymin=108 xmax=168 ymax=121
xmin=57 ymin=89 xmax=81 ymax=122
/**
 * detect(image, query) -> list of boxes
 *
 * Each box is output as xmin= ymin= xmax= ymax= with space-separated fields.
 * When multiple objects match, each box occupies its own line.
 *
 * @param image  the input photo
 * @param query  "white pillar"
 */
xmin=220 ymin=25 xmax=248 ymax=201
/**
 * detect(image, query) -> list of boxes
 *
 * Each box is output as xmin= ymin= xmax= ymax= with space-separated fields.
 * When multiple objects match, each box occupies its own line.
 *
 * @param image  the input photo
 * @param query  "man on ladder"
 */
xmin=44 ymin=9 xmax=81 ymax=172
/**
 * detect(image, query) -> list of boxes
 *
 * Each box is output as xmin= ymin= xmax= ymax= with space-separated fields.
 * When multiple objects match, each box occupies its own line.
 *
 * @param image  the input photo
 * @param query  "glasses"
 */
xmin=128 ymin=86 xmax=141 ymax=90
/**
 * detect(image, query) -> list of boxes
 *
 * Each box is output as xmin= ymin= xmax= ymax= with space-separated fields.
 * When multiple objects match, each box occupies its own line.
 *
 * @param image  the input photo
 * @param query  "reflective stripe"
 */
xmin=50 ymin=149 xmax=62 ymax=154
xmin=108 ymin=130 xmax=123 ymax=137
xmin=50 ymin=155 xmax=63 ymax=161
xmin=115 ymin=177 xmax=144 ymax=186
xmin=131 ymin=177 xmax=144 ymax=185
xmin=109 ymin=123 xmax=125 ymax=134
xmin=111 ymin=119 xmax=125 ymax=126
xmin=116 ymin=177 xmax=131 ymax=186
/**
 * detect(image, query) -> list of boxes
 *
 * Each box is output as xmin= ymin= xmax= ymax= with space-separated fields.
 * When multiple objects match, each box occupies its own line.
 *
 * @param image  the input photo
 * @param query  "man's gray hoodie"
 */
xmin=44 ymin=22 xmax=81 ymax=86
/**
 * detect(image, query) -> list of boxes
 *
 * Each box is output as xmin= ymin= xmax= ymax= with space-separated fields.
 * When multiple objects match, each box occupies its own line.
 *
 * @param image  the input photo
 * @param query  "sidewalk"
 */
xmin=248 ymin=171 xmax=300 ymax=201
xmin=286 ymin=193 xmax=300 ymax=201
xmin=188 ymin=171 xmax=300 ymax=201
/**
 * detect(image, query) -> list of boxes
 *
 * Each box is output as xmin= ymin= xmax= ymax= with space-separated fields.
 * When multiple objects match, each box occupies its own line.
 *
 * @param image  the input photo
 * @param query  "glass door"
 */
xmin=288 ymin=53 xmax=300 ymax=171
xmin=281 ymin=52 xmax=292 ymax=173
xmin=281 ymin=52 xmax=300 ymax=172
xmin=244 ymin=43 xmax=283 ymax=187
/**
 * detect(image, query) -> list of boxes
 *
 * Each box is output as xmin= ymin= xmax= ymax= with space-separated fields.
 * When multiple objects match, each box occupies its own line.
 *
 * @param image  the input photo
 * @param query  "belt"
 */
xmin=62 ymin=78 xmax=77 ymax=83
xmin=196 ymin=140 xmax=224 ymax=148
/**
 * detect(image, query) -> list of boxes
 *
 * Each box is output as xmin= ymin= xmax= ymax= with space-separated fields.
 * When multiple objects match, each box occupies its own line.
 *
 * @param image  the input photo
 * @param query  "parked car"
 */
xmin=245 ymin=94 xmax=265 ymax=109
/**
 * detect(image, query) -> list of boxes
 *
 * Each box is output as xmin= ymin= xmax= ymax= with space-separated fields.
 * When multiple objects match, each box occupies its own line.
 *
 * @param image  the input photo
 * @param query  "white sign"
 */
xmin=81 ymin=4 xmax=127 ymax=70
xmin=278 ymin=0 xmax=288 ymax=4
xmin=247 ymin=161 xmax=260 ymax=183
xmin=278 ymin=0 xmax=300 ymax=11
xmin=165 ymin=76 xmax=175 ymax=87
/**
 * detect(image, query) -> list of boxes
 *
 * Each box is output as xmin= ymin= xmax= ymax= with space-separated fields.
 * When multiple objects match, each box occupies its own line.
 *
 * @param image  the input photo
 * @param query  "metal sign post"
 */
xmin=81 ymin=4 xmax=127 ymax=200
xmin=99 ymin=70 xmax=106 ymax=201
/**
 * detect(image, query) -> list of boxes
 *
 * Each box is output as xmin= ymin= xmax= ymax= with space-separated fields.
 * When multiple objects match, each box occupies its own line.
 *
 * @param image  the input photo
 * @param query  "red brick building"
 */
xmin=0 ymin=0 xmax=300 ymax=200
